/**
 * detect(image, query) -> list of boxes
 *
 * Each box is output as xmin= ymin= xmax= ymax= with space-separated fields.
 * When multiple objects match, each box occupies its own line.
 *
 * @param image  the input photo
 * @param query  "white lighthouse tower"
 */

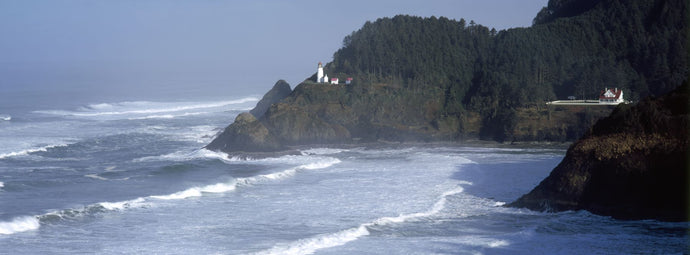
xmin=317 ymin=62 xmax=324 ymax=83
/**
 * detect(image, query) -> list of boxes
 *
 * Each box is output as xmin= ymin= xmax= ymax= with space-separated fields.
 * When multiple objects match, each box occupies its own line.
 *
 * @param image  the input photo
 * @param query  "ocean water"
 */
xmin=0 ymin=94 xmax=687 ymax=254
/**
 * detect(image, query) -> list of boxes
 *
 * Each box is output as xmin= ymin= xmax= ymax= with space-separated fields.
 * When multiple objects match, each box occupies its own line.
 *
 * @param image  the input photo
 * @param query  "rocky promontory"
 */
xmin=509 ymin=82 xmax=689 ymax=221
xmin=249 ymin=80 xmax=292 ymax=119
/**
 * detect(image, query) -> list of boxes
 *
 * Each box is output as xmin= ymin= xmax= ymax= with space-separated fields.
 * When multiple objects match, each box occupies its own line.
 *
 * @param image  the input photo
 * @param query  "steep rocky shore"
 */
xmin=206 ymin=79 xmax=615 ymax=154
xmin=509 ymin=83 xmax=689 ymax=221
xmin=249 ymin=80 xmax=292 ymax=119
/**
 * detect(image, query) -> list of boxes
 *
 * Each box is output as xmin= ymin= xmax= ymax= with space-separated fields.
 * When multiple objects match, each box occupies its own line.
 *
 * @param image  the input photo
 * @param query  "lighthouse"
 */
xmin=317 ymin=62 xmax=324 ymax=83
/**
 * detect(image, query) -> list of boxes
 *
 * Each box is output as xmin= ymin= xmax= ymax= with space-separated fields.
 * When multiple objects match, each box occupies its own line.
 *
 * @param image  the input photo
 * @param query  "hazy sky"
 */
xmin=0 ymin=0 xmax=547 ymax=100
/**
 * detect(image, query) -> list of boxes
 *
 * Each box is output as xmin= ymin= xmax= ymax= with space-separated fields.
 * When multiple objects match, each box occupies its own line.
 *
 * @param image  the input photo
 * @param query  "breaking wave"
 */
xmin=2 ymin=155 xmax=341 ymax=235
xmin=0 ymin=216 xmax=40 ymax=235
xmin=1 ymin=196 xmax=147 ymax=235
xmin=133 ymin=148 xmax=232 ymax=163
xmin=0 ymin=115 xmax=10 ymax=121
xmin=151 ymin=156 xmax=342 ymax=200
xmin=0 ymin=144 xmax=69 ymax=160
xmin=301 ymin=148 xmax=350 ymax=155
xmin=256 ymin=185 xmax=467 ymax=255
xmin=34 ymin=97 xmax=258 ymax=119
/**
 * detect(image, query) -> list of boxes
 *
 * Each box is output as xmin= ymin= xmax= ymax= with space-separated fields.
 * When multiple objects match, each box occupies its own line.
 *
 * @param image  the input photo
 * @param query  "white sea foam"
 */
xmin=150 ymin=180 xmax=240 ymax=200
xmin=455 ymin=237 xmax=511 ymax=248
xmin=256 ymin=225 xmax=370 ymax=255
xmin=85 ymin=174 xmax=109 ymax=181
xmin=84 ymin=174 xmax=129 ymax=181
xmin=2 ymin=155 xmax=340 ymax=236
xmin=237 ymin=157 xmax=342 ymax=186
xmin=0 ymin=144 xmax=68 ymax=160
xmin=151 ymin=188 xmax=203 ymax=200
xmin=133 ymin=148 xmax=231 ymax=163
xmin=257 ymin=185 xmax=465 ymax=255
xmin=36 ymin=98 xmax=258 ymax=119
xmin=98 ymin=197 xmax=147 ymax=211
xmin=0 ymin=182 xmax=4 ymax=188
xmin=0 ymin=216 xmax=40 ymax=235
xmin=151 ymin=157 xmax=341 ymax=201
xmin=0 ymin=115 xmax=11 ymax=121
xmin=301 ymin=148 xmax=350 ymax=155
xmin=127 ymin=111 xmax=207 ymax=120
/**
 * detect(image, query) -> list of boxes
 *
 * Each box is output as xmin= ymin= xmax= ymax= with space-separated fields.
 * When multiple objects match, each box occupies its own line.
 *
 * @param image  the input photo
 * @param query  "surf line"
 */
xmin=255 ymin=185 xmax=468 ymax=255
xmin=0 ymin=157 xmax=342 ymax=235
xmin=150 ymin=157 xmax=342 ymax=200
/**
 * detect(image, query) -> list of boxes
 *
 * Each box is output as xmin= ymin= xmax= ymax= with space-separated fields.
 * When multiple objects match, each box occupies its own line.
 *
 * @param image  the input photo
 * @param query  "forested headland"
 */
xmin=208 ymin=0 xmax=688 ymax=153
xmin=325 ymin=0 xmax=687 ymax=141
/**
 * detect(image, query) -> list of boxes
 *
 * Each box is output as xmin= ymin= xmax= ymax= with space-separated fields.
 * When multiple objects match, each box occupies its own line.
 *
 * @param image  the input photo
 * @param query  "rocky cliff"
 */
xmin=249 ymin=80 xmax=292 ymax=119
xmin=205 ymin=112 xmax=283 ymax=153
xmin=509 ymin=82 xmax=689 ymax=221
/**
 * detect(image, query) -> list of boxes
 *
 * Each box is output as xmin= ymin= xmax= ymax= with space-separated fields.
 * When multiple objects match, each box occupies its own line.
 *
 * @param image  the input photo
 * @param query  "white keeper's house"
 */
xmin=599 ymin=88 xmax=624 ymax=104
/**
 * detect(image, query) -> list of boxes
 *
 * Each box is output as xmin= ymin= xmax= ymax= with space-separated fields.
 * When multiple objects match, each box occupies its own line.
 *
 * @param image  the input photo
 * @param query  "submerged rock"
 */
xmin=509 ymin=83 xmax=689 ymax=221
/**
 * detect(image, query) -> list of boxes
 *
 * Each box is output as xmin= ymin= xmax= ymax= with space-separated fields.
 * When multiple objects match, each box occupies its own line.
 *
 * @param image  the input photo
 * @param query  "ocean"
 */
xmin=0 ymin=91 xmax=687 ymax=254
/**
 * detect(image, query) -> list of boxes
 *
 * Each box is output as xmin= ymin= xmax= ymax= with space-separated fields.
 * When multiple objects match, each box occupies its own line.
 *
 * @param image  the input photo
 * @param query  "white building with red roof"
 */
xmin=599 ymin=88 xmax=624 ymax=104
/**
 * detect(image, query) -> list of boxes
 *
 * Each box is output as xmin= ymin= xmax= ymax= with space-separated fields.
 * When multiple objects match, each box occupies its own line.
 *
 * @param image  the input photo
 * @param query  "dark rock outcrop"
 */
xmin=250 ymin=80 xmax=292 ymax=119
xmin=509 ymin=83 xmax=689 ymax=221
xmin=205 ymin=112 xmax=283 ymax=153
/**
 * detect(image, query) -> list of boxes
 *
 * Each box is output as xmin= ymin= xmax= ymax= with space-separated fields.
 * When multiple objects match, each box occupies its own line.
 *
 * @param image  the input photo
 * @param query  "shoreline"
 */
xmin=219 ymin=139 xmax=571 ymax=159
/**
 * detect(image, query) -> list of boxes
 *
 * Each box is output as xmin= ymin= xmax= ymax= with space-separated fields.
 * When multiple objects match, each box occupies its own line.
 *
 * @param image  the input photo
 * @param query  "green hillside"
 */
xmin=208 ymin=0 xmax=689 ymax=153
xmin=325 ymin=0 xmax=688 ymax=141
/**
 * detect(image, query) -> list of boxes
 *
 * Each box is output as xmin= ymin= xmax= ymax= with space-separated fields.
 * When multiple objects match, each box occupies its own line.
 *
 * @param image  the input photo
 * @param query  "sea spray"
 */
xmin=150 ymin=157 xmax=341 ymax=200
xmin=256 ymin=184 xmax=467 ymax=255
xmin=0 ymin=144 xmax=69 ymax=160
xmin=35 ymin=98 xmax=259 ymax=119
xmin=0 ymin=216 xmax=40 ymax=235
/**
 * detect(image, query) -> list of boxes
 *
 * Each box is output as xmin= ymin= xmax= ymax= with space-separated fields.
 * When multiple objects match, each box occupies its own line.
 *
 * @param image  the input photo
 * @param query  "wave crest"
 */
xmin=35 ymin=97 xmax=258 ymax=120
xmin=0 ymin=216 xmax=40 ymax=235
xmin=256 ymin=185 xmax=465 ymax=255
xmin=0 ymin=144 xmax=68 ymax=160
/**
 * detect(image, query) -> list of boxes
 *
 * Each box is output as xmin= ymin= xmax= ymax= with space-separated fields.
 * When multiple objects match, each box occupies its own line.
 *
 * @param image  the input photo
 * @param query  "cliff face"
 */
xmin=205 ymin=112 xmax=283 ymax=153
xmin=250 ymin=80 xmax=292 ymax=119
xmin=205 ymin=0 xmax=687 ymax=153
xmin=509 ymin=83 xmax=689 ymax=221
xmin=207 ymin=81 xmax=458 ymax=154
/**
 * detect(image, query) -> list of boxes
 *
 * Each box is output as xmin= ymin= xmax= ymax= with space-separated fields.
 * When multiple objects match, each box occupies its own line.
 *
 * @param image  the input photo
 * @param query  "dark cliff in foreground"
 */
xmin=509 ymin=82 xmax=689 ymax=221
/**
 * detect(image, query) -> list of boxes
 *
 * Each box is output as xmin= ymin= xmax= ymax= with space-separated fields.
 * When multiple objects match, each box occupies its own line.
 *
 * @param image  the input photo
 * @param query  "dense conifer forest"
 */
xmin=325 ymin=0 xmax=688 ymax=140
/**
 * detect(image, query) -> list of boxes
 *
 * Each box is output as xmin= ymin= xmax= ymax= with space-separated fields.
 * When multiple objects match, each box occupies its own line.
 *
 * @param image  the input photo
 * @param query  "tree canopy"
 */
xmin=324 ymin=0 xmax=688 ymax=140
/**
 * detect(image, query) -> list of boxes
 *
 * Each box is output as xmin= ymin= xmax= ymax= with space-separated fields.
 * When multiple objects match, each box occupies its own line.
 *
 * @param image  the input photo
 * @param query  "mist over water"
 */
xmin=0 ymin=88 xmax=686 ymax=254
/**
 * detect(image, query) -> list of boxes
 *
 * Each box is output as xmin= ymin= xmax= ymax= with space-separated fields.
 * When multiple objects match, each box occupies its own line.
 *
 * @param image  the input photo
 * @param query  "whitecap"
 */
xmin=301 ymin=148 xmax=349 ymax=155
xmin=0 ymin=216 xmax=40 ymax=235
xmin=132 ymin=148 xmax=231 ymax=163
xmin=150 ymin=188 xmax=203 ymax=200
xmin=148 ymin=180 xmax=240 ymax=200
xmin=84 ymin=174 xmax=109 ymax=181
xmin=127 ymin=111 xmax=207 ymax=120
xmin=0 ymin=182 xmax=4 ymax=188
xmin=455 ymin=237 xmax=511 ymax=248
xmin=150 ymin=157 xmax=341 ymax=201
xmin=257 ymin=185 xmax=464 ymax=254
xmin=237 ymin=157 xmax=341 ymax=185
xmin=255 ymin=225 xmax=370 ymax=255
xmin=98 ymin=197 xmax=147 ymax=211
xmin=0 ymin=115 xmax=11 ymax=121
xmin=35 ymin=97 xmax=259 ymax=119
xmin=0 ymin=144 xmax=68 ymax=160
